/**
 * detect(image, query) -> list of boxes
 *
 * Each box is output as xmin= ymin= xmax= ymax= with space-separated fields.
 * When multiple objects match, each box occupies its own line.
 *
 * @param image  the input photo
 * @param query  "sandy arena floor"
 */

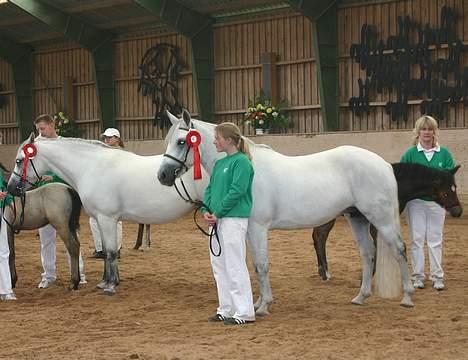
xmin=1 ymin=207 xmax=467 ymax=360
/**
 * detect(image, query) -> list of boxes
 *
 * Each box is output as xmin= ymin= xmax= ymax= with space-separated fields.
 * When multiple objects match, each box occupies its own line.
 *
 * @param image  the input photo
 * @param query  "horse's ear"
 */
xmin=29 ymin=132 xmax=35 ymax=143
xmin=182 ymin=108 xmax=192 ymax=127
xmin=450 ymin=165 xmax=461 ymax=175
xmin=165 ymin=110 xmax=180 ymax=125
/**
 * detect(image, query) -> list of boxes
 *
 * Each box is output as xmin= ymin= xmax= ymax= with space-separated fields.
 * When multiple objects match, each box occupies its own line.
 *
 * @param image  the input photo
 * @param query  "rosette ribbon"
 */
xmin=22 ymin=143 xmax=37 ymax=182
xmin=185 ymin=130 xmax=202 ymax=180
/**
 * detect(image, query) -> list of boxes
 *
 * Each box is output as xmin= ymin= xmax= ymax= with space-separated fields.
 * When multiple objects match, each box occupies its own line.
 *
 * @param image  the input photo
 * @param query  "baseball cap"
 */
xmin=101 ymin=128 xmax=120 ymax=138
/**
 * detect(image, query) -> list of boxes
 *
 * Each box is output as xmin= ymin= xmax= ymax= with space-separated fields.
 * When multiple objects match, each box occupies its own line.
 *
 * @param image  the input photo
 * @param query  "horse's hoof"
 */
xmin=400 ymin=299 xmax=414 ymax=308
xmin=255 ymin=305 xmax=270 ymax=317
xmin=96 ymin=280 xmax=107 ymax=289
xmin=103 ymin=288 xmax=116 ymax=296
xmin=351 ymin=294 xmax=367 ymax=305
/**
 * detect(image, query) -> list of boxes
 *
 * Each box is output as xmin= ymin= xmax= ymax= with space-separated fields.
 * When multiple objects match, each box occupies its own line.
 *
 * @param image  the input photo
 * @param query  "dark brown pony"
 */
xmin=313 ymin=162 xmax=462 ymax=280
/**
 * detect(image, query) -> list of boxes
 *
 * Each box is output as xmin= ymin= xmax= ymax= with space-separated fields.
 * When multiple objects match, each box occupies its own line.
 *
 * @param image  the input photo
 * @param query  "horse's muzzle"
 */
xmin=448 ymin=205 xmax=463 ymax=218
xmin=7 ymin=180 xmax=23 ymax=196
xmin=157 ymin=169 xmax=176 ymax=186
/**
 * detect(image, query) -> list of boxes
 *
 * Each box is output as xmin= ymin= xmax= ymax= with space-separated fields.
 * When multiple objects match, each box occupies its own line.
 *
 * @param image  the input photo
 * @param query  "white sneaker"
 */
xmin=413 ymin=279 xmax=425 ymax=289
xmin=432 ymin=279 xmax=445 ymax=291
xmin=38 ymin=278 xmax=55 ymax=289
xmin=80 ymin=275 xmax=88 ymax=284
xmin=0 ymin=293 xmax=17 ymax=301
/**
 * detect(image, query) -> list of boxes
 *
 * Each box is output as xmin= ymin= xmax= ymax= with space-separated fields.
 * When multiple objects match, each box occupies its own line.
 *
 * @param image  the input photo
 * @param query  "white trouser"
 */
xmin=89 ymin=217 xmax=122 ymax=252
xmin=0 ymin=216 xmax=13 ymax=295
xmin=39 ymin=224 xmax=85 ymax=281
xmin=210 ymin=217 xmax=255 ymax=321
xmin=405 ymin=199 xmax=446 ymax=281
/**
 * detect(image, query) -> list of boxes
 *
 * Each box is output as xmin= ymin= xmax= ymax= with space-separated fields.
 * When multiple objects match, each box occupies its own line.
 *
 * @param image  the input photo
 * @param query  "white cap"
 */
xmin=101 ymin=128 xmax=120 ymax=138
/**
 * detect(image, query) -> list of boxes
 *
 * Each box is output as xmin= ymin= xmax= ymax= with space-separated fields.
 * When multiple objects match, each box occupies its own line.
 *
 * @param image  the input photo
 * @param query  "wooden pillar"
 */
xmin=261 ymin=53 xmax=278 ymax=104
xmin=63 ymin=77 xmax=75 ymax=119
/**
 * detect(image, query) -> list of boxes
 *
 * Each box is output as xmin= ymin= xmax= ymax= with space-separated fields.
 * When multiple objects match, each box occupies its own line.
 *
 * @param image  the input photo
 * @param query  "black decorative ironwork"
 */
xmin=138 ymin=43 xmax=186 ymax=128
xmin=349 ymin=6 xmax=468 ymax=122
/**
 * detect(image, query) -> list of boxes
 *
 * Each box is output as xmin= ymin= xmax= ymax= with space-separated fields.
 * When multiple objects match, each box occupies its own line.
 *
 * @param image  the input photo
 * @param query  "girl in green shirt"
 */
xmin=203 ymin=122 xmax=255 ymax=325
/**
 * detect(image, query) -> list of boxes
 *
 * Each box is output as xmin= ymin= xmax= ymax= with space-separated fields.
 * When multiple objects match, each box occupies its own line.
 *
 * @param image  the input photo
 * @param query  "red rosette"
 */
xmin=185 ymin=130 xmax=202 ymax=180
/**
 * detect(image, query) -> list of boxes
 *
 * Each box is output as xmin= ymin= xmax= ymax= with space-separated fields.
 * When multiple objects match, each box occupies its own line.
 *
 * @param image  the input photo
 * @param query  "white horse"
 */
xmin=157 ymin=111 xmax=414 ymax=314
xmin=8 ymin=134 xmax=207 ymax=295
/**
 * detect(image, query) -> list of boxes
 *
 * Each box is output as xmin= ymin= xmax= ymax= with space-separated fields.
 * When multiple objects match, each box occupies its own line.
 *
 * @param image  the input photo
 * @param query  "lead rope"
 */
xmin=173 ymin=177 xmax=221 ymax=257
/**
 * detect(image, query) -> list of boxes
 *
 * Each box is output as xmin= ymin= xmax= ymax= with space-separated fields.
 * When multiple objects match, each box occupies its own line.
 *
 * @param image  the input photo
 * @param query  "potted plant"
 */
xmin=244 ymin=92 xmax=291 ymax=135
xmin=53 ymin=111 xmax=82 ymax=138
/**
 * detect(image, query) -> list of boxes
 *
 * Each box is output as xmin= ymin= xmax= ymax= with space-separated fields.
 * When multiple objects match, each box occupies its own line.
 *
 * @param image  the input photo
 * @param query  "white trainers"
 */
xmin=432 ymin=279 xmax=445 ymax=291
xmin=38 ymin=278 xmax=55 ymax=289
xmin=0 ymin=293 xmax=17 ymax=301
xmin=413 ymin=279 xmax=425 ymax=289
xmin=80 ymin=275 xmax=88 ymax=284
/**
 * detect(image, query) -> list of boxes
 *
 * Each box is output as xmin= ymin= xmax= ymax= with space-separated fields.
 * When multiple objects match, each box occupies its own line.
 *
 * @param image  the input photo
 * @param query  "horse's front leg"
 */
xmin=95 ymin=216 xmax=120 ymax=295
xmin=7 ymin=226 xmax=17 ymax=288
xmin=133 ymin=223 xmax=144 ymax=250
xmin=142 ymin=224 xmax=151 ymax=250
xmin=247 ymin=222 xmax=272 ymax=316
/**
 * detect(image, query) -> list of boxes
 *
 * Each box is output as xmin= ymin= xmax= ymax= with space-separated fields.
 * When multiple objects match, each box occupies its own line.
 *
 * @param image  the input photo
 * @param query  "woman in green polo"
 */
xmin=401 ymin=115 xmax=455 ymax=291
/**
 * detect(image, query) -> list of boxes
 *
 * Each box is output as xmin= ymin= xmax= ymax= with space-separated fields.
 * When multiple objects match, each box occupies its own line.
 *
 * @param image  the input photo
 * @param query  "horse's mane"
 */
xmin=193 ymin=119 xmax=272 ymax=150
xmin=36 ymin=137 xmax=120 ymax=150
xmin=392 ymin=162 xmax=451 ymax=182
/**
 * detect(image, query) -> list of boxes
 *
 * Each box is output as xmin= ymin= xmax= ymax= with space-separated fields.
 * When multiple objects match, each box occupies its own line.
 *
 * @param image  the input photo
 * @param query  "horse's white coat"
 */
xmin=158 ymin=114 xmax=414 ymax=313
xmin=8 ymin=136 xmax=208 ymax=294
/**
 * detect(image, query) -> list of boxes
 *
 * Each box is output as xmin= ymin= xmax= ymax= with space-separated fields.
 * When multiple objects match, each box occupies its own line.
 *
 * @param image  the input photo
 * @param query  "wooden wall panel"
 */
xmin=339 ymin=0 xmax=468 ymax=131
xmin=114 ymin=33 xmax=195 ymax=141
xmin=0 ymin=58 xmax=19 ymax=144
xmin=214 ymin=14 xmax=320 ymax=135
xmin=2 ymin=1 xmax=468 ymax=144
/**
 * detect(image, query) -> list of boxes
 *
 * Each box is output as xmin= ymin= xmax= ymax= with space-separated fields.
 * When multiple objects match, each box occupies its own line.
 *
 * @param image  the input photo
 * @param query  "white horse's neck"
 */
xmin=35 ymin=138 xmax=111 ymax=189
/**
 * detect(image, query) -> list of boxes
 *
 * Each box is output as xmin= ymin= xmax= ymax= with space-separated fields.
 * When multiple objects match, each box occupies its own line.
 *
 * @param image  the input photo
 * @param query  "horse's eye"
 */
xmin=15 ymin=159 xmax=22 ymax=164
xmin=177 ymin=139 xmax=186 ymax=146
xmin=443 ymin=193 xmax=448 ymax=198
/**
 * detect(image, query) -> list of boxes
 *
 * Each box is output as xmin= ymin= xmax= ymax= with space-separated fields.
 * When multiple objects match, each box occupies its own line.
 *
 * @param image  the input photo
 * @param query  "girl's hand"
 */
xmin=204 ymin=212 xmax=217 ymax=226
xmin=0 ymin=191 xmax=7 ymax=200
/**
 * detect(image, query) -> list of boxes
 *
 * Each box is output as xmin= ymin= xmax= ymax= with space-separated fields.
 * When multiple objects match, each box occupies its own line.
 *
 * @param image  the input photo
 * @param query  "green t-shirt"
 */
xmin=400 ymin=145 xmax=455 ymax=201
xmin=0 ymin=167 xmax=14 ymax=207
xmin=203 ymin=151 xmax=254 ymax=218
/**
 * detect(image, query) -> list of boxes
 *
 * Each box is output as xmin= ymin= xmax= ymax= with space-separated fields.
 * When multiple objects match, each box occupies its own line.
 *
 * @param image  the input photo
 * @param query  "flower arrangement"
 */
xmin=53 ymin=111 xmax=82 ymax=138
xmin=244 ymin=92 xmax=291 ymax=132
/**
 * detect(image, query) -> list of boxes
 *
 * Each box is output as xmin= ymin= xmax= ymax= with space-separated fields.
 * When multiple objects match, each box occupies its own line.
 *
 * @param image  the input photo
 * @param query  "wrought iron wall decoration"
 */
xmin=0 ymin=83 xmax=7 ymax=110
xmin=349 ymin=6 xmax=468 ymax=121
xmin=138 ymin=43 xmax=186 ymax=128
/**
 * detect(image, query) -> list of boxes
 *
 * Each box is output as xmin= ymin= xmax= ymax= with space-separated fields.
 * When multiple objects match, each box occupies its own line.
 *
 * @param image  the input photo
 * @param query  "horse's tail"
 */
xmin=373 ymin=212 xmax=402 ymax=299
xmin=67 ymin=187 xmax=82 ymax=233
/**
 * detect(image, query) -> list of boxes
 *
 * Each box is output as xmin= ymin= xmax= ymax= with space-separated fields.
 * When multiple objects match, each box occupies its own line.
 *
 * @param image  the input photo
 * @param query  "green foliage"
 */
xmin=53 ymin=112 xmax=82 ymax=138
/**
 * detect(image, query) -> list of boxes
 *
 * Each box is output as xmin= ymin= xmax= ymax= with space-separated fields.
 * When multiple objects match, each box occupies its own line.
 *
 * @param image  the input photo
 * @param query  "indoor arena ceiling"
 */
xmin=0 ymin=0 xmax=296 ymax=44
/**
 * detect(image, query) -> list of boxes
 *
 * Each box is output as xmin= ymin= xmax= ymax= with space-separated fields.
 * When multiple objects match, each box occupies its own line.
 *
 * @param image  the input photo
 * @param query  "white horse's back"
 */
xmin=251 ymin=145 xmax=396 ymax=229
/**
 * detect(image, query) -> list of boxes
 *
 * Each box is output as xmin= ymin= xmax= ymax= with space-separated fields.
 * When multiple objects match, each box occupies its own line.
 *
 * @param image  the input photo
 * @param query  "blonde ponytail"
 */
xmin=215 ymin=122 xmax=252 ymax=160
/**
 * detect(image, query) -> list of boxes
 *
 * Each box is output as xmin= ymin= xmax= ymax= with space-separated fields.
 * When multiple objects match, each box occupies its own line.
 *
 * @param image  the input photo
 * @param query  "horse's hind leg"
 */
xmin=56 ymin=226 xmax=80 ymax=290
xmin=133 ymin=223 xmax=144 ymax=250
xmin=345 ymin=215 xmax=375 ymax=305
xmin=247 ymin=222 xmax=273 ymax=316
xmin=312 ymin=219 xmax=336 ymax=281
